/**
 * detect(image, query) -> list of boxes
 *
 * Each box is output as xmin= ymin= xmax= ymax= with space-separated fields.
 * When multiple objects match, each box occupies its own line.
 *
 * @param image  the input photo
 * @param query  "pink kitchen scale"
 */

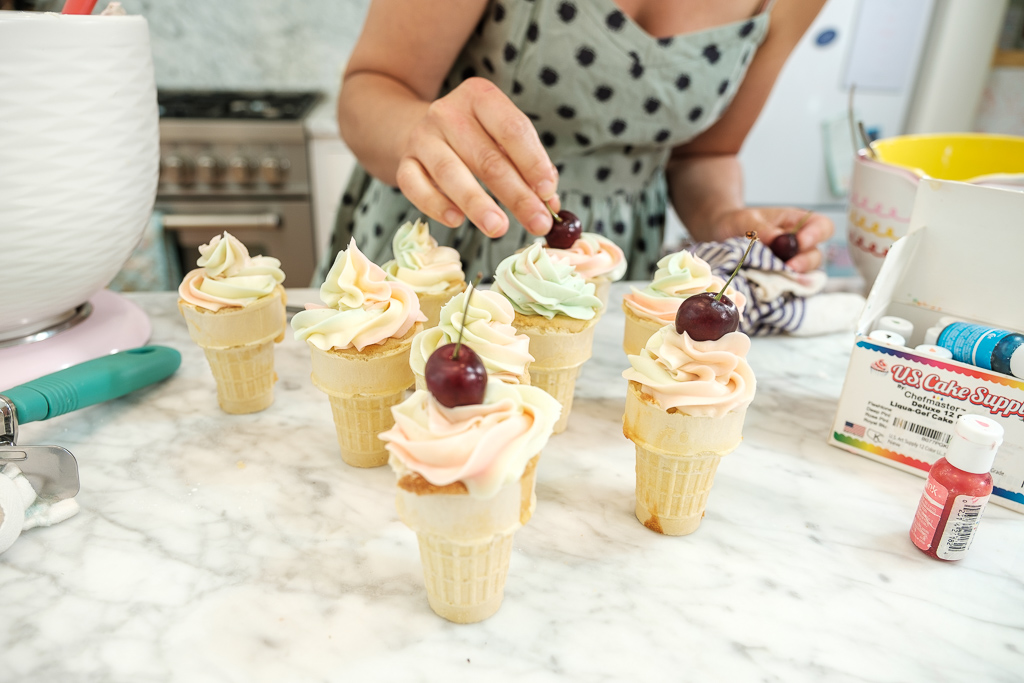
xmin=0 ymin=290 xmax=151 ymax=391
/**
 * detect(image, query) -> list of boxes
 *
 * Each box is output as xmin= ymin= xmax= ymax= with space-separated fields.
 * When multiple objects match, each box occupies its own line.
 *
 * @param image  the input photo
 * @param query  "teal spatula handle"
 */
xmin=2 ymin=346 xmax=181 ymax=425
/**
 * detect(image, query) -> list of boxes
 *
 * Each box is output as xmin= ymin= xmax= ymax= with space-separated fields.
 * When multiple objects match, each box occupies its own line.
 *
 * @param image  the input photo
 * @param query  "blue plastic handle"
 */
xmin=2 ymin=346 xmax=181 ymax=425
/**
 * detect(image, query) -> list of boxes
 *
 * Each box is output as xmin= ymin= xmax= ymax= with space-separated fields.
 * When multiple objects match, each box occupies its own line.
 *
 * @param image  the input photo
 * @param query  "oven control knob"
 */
xmin=161 ymin=154 xmax=194 ymax=186
xmin=228 ymin=156 xmax=256 ymax=185
xmin=195 ymin=154 xmax=225 ymax=185
xmin=260 ymin=156 xmax=291 ymax=185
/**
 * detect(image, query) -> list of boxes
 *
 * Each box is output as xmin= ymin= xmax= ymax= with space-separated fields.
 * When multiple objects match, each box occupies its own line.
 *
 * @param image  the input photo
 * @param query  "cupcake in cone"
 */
xmin=292 ymin=238 xmax=426 ymax=468
xmin=410 ymin=288 xmax=534 ymax=390
xmin=622 ymin=234 xmax=758 ymax=536
xmin=491 ymin=242 xmax=602 ymax=434
xmin=178 ymin=232 xmax=286 ymax=414
xmin=621 ymin=249 xmax=745 ymax=357
xmin=541 ymin=232 xmax=626 ymax=312
xmin=381 ymin=369 xmax=561 ymax=623
xmin=382 ymin=218 xmax=466 ymax=328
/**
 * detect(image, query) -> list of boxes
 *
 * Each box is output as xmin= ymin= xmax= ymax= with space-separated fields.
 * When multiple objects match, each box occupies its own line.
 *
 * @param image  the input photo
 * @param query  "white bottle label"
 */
xmin=935 ymin=494 xmax=990 ymax=560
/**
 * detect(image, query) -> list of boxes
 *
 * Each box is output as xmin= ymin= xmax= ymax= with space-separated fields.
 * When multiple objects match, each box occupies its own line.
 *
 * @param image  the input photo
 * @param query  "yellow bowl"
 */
xmin=871 ymin=133 xmax=1024 ymax=183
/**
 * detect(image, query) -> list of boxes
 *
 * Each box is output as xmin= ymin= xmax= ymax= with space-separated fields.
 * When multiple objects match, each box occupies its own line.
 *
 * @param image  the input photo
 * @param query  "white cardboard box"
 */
xmin=829 ymin=179 xmax=1024 ymax=512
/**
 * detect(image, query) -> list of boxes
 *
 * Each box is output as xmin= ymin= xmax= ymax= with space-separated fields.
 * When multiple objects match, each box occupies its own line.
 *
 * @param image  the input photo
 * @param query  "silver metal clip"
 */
xmin=0 ymin=394 xmax=79 ymax=502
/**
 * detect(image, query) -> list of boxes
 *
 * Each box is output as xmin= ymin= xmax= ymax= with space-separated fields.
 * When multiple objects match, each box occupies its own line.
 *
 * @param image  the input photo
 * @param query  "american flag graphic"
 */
xmin=844 ymin=421 xmax=866 ymax=438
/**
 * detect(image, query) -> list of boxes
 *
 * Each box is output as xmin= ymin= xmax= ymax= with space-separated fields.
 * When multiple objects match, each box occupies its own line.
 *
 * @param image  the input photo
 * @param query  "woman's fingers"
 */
xmin=787 ymin=247 xmax=823 ymax=272
xmin=395 ymin=157 xmax=465 ymax=228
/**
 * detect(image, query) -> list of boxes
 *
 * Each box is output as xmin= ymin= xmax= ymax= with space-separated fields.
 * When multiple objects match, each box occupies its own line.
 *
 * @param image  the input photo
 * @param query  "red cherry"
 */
xmin=425 ymin=343 xmax=487 ymax=408
xmin=770 ymin=233 xmax=799 ymax=261
xmin=545 ymin=210 xmax=582 ymax=249
xmin=674 ymin=292 xmax=739 ymax=341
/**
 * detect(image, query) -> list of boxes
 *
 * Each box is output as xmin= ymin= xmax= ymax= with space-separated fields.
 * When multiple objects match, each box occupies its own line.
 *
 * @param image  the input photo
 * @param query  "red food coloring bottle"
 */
xmin=909 ymin=414 xmax=1003 ymax=561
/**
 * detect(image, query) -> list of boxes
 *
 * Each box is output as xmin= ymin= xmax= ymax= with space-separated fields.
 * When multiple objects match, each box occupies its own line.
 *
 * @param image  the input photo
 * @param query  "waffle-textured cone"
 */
xmin=622 ymin=382 xmax=745 ymax=535
xmin=513 ymin=312 xmax=597 ymax=434
xmin=622 ymin=302 xmax=665 ymax=357
xmin=417 ymin=281 xmax=467 ymax=330
xmin=308 ymin=324 xmax=420 ymax=468
xmin=178 ymin=287 xmax=286 ymax=415
xmin=395 ymin=455 xmax=539 ymax=624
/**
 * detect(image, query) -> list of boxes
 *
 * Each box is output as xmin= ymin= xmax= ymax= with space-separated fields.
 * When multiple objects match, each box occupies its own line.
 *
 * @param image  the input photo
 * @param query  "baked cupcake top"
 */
xmin=623 ymin=249 xmax=745 ymax=324
xmin=541 ymin=233 xmax=627 ymax=281
xmin=178 ymin=231 xmax=285 ymax=311
xmin=381 ymin=379 xmax=561 ymax=498
xmin=491 ymin=242 xmax=602 ymax=320
xmin=410 ymin=289 xmax=534 ymax=384
xmin=382 ymin=219 xmax=465 ymax=295
xmin=622 ymin=324 xmax=756 ymax=418
xmin=291 ymin=238 xmax=425 ymax=351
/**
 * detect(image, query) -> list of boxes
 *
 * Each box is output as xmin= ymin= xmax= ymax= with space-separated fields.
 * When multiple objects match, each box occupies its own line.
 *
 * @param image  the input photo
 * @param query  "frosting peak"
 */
xmin=623 ymin=249 xmax=745 ymax=324
xmin=381 ymin=381 xmax=561 ymax=498
xmin=622 ymin=325 xmax=756 ymax=417
xmin=491 ymin=242 xmax=602 ymax=320
xmin=291 ymin=238 xmax=426 ymax=351
xmin=410 ymin=289 xmax=534 ymax=383
xmin=543 ymin=233 xmax=627 ymax=281
xmin=382 ymin=219 xmax=465 ymax=294
xmin=178 ymin=232 xmax=285 ymax=311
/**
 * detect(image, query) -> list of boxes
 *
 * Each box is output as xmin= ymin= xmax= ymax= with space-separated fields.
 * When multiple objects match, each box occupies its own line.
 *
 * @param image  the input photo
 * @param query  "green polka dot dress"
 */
xmin=323 ymin=0 xmax=771 ymax=283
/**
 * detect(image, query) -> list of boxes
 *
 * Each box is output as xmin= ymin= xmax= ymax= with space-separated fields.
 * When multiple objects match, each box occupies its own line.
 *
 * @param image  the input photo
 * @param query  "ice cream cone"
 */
xmin=590 ymin=276 xmax=612 ymax=312
xmin=308 ymin=323 xmax=421 ymax=467
xmin=417 ymin=281 xmax=467 ymax=330
xmin=622 ymin=382 xmax=745 ymax=535
xmin=513 ymin=312 xmax=597 ymax=434
xmin=395 ymin=455 xmax=539 ymax=623
xmin=622 ymin=302 xmax=664 ymax=358
xmin=178 ymin=286 xmax=286 ymax=414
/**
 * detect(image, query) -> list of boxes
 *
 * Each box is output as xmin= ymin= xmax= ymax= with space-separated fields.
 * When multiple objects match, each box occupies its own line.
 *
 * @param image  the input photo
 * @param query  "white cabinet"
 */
xmin=309 ymin=136 xmax=356 ymax=265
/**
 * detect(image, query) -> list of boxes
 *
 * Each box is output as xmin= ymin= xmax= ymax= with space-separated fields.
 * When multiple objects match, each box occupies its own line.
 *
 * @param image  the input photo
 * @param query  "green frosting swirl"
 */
xmin=491 ymin=242 xmax=602 ymax=320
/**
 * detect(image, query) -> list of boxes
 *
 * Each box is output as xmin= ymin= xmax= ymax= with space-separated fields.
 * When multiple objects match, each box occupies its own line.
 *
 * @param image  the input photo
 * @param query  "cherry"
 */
xmin=425 ymin=343 xmax=487 ymax=408
xmin=545 ymin=209 xmax=582 ymax=249
xmin=675 ymin=231 xmax=758 ymax=342
xmin=424 ymin=279 xmax=487 ymax=407
xmin=769 ymin=233 xmax=799 ymax=262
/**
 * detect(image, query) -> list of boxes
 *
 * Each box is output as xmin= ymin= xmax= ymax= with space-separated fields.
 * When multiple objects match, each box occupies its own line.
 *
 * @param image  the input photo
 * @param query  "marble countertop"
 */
xmin=3 ymin=284 xmax=1022 ymax=682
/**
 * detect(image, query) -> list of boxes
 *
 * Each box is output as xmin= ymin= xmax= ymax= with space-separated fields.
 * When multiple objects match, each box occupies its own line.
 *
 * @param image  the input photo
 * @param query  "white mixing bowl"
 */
xmin=0 ymin=12 xmax=158 ymax=340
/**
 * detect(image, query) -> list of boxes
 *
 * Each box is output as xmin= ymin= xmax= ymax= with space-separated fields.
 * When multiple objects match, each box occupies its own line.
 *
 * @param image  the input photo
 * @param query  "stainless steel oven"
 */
xmin=156 ymin=91 xmax=321 ymax=285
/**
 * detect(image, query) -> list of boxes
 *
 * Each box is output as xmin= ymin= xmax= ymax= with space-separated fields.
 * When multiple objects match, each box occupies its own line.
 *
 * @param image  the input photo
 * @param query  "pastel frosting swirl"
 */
xmin=381 ymin=380 xmax=561 ymax=498
xmin=622 ymin=325 xmax=756 ymax=418
xmin=623 ymin=249 xmax=745 ymax=324
xmin=291 ymin=238 xmax=425 ymax=351
xmin=543 ymin=233 xmax=627 ymax=281
xmin=410 ymin=289 xmax=534 ymax=383
xmin=382 ymin=219 xmax=465 ymax=295
xmin=491 ymin=242 xmax=602 ymax=320
xmin=178 ymin=231 xmax=285 ymax=311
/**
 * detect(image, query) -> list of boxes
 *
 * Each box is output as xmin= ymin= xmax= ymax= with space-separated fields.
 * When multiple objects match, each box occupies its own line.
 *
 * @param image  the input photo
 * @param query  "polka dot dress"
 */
xmin=323 ymin=0 xmax=770 ymax=283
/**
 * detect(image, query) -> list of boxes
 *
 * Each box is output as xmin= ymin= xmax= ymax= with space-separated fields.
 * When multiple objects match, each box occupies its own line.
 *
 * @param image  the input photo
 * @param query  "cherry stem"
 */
xmin=716 ymin=232 xmax=758 ymax=302
xmin=545 ymin=203 xmax=562 ymax=223
xmin=452 ymin=272 xmax=483 ymax=360
xmin=792 ymin=211 xmax=812 ymax=234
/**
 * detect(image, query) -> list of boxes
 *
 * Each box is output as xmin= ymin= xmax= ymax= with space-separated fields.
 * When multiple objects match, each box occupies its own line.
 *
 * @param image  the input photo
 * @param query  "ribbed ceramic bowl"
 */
xmin=0 ymin=12 xmax=158 ymax=340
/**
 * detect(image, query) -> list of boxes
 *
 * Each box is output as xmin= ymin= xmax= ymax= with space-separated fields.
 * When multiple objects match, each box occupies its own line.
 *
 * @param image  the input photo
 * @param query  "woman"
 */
xmin=324 ymin=0 xmax=833 ymax=281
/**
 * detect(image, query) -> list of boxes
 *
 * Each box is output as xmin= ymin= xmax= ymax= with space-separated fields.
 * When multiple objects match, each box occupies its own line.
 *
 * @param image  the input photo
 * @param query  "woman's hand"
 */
xmin=395 ymin=77 xmax=560 ymax=239
xmin=711 ymin=207 xmax=834 ymax=272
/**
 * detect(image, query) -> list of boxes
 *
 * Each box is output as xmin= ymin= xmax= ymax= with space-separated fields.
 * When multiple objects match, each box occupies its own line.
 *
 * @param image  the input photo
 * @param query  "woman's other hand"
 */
xmin=396 ymin=77 xmax=560 ymax=239
xmin=712 ymin=207 xmax=834 ymax=272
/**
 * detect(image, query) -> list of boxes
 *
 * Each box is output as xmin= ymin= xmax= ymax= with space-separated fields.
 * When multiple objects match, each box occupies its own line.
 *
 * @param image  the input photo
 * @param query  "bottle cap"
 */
xmin=1012 ymin=347 xmax=1024 ymax=379
xmin=869 ymin=329 xmax=906 ymax=347
xmin=914 ymin=344 xmax=953 ymax=360
xmin=876 ymin=316 xmax=914 ymax=340
xmin=945 ymin=414 xmax=1004 ymax=474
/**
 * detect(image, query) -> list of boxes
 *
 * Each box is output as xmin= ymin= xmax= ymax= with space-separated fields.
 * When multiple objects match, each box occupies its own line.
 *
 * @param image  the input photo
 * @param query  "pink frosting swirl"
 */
xmin=623 ymin=250 xmax=745 ymax=324
xmin=381 ymin=381 xmax=561 ymax=498
xmin=291 ymin=238 xmax=426 ymax=351
xmin=544 ymin=233 xmax=627 ymax=281
xmin=622 ymin=326 xmax=756 ymax=417
xmin=177 ymin=232 xmax=285 ymax=312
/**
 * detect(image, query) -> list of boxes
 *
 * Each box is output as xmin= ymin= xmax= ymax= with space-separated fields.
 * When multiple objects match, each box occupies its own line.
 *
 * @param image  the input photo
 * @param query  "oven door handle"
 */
xmin=162 ymin=213 xmax=281 ymax=230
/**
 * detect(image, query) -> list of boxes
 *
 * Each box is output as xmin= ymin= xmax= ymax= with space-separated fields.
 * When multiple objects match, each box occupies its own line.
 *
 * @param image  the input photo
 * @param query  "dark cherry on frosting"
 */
xmin=675 ymin=232 xmax=758 ymax=342
xmin=545 ymin=209 xmax=582 ymax=249
xmin=424 ymin=281 xmax=487 ymax=407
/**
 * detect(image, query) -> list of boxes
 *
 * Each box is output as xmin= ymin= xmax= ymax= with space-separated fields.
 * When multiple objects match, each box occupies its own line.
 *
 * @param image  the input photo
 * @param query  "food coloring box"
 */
xmin=829 ymin=180 xmax=1024 ymax=512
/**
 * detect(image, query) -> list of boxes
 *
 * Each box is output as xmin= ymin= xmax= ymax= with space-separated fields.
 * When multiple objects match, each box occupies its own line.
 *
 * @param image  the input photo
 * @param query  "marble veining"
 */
xmin=1 ymin=283 xmax=1022 ymax=682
